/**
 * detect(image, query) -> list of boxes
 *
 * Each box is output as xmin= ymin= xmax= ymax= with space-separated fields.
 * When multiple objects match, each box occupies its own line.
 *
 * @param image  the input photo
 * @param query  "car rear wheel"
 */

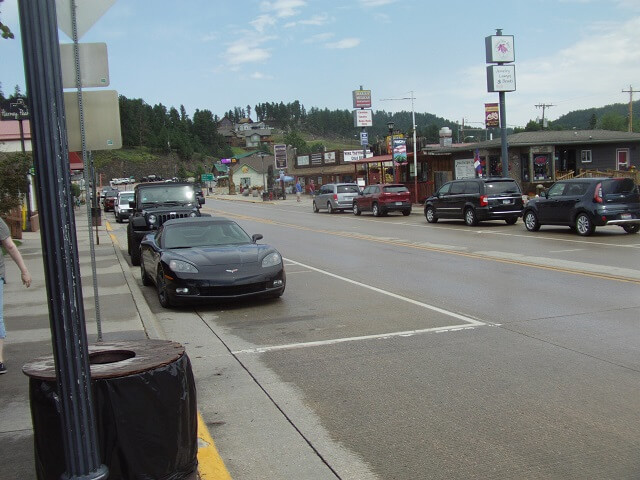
xmin=157 ymin=270 xmax=172 ymax=308
xmin=353 ymin=202 xmax=361 ymax=215
xmin=327 ymin=201 xmax=334 ymax=214
xmin=575 ymin=213 xmax=595 ymax=236
xmin=622 ymin=224 xmax=639 ymax=234
xmin=505 ymin=217 xmax=518 ymax=225
xmin=464 ymin=207 xmax=478 ymax=226
xmin=312 ymin=201 xmax=319 ymax=213
xmin=140 ymin=260 xmax=152 ymax=286
xmin=402 ymin=209 xmax=411 ymax=216
xmin=425 ymin=206 xmax=437 ymax=223
xmin=372 ymin=203 xmax=381 ymax=217
xmin=524 ymin=210 xmax=540 ymax=231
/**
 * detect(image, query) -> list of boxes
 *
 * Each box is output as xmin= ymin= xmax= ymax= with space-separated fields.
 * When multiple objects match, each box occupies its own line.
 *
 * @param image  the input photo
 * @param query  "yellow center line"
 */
xmin=214 ymin=209 xmax=640 ymax=285
xmin=197 ymin=413 xmax=233 ymax=480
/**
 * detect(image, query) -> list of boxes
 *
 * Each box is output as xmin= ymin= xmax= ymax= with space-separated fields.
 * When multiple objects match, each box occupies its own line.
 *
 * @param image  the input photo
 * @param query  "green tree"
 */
xmin=0 ymin=0 xmax=14 ymax=39
xmin=524 ymin=120 xmax=542 ymax=132
xmin=599 ymin=112 xmax=626 ymax=131
xmin=0 ymin=152 xmax=30 ymax=216
xmin=283 ymin=130 xmax=309 ymax=154
xmin=589 ymin=113 xmax=597 ymax=129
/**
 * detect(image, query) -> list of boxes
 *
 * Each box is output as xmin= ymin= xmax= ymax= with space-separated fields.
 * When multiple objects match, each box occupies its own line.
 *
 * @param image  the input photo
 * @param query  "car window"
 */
xmin=464 ymin=182 xmax=480 ymax=194
xmin=362 ymin=186 xmax=371 ymax=195
xmin=337 ymin=185 xmax=359 ymax=194
xmin=602 ymin=178 xmax=636 ymax=195
xmin=564 ymin=183 xmax=588 ymax=196
xmin=547 ymin=183 xmax=566 ymax=197
xmin=485 ymin=181 xmax=521 ymax=195
xmin=450 ymin=182 xmax=465 ymax=194
xmin=383 ymin=185 xmax=409 ymax=193
xmin=438 ymin=183 xmax=451 ymax=195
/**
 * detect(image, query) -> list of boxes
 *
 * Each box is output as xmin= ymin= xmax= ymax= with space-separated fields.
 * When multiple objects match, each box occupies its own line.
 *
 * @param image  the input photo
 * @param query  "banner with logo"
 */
xmin=485 ymin=103 xmax=499 ymax=128
xmin=274 ymin=144 xmax=287 ymax=169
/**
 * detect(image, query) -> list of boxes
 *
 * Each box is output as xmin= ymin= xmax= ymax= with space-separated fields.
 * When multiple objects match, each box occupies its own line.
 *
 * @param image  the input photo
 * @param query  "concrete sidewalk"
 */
xmin=0 ymin=206 xmax=210 ymax=479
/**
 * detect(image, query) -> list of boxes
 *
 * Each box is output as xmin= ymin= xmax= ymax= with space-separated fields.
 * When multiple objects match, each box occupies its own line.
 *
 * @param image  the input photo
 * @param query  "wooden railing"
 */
xmin=555 ymin=169 xmax=640 ymax=183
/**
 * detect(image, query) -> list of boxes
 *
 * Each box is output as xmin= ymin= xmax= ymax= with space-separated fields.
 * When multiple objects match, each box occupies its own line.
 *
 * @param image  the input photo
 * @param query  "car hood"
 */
xmin=167 ymin=244 xmax=267 ymax=267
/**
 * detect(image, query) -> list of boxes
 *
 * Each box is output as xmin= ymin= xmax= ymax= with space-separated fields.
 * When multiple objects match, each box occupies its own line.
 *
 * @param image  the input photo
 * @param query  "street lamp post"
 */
xmin=258 ymin=152 xmax=266 ymax=192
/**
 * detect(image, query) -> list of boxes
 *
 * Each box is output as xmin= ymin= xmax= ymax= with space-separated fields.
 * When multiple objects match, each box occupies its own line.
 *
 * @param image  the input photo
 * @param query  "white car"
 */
xmin=114 ymin=191 xmax=135 ymax=222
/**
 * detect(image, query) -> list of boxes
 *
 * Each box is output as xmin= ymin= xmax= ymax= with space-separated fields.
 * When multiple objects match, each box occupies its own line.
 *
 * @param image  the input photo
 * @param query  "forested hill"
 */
xmin=551 ymin=100 xmax=640 ymax=131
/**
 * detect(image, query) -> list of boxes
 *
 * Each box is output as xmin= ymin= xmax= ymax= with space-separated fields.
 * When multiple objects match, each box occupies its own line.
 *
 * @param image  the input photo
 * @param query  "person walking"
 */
xmin=295 ymin=179 xmax=302 ymax=202
xmin=0 ymin=217 xmax=32 ymax=374
xmin=309 ymin=179 xmax=315 ymax=196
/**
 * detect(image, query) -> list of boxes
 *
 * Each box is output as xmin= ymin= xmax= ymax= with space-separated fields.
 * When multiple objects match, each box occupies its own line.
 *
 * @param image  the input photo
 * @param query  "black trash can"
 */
xmin=23 ymin=340 xmax=198 ymax=480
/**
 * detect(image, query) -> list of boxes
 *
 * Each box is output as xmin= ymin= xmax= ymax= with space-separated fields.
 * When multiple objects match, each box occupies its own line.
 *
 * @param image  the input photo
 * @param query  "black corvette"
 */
xmin=139 ymin=217 xmax=286 ymax=307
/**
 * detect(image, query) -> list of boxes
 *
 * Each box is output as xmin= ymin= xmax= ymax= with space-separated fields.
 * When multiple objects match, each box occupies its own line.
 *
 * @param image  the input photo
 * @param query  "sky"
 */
xmin=2 ymin=0 xmax=640 ymax=131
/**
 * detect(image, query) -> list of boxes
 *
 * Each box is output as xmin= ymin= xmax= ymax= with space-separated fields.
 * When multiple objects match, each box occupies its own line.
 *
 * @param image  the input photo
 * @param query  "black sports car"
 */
xmin=139 ymin=217 xmax=286 ymax=307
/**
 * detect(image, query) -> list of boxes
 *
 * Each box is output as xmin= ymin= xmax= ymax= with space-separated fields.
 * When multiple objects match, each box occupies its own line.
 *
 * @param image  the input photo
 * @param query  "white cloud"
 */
xmin=325 ymin=37 xmax=360 ymax=49
xmin=260 ymin=0 xmax=306 ymax=18
xmin=225 ymin=41 xmax=272 ymax=65
xmin=359 ymin=0 xmax=398 ymax=7
xmin=250 ymin=72 xmax=274 ymax=80
xmin=304 ymin=32 xmax=335 ymax=43
xmin=251 ymin=14 xmax=277 ymax=33
xmin=286 ymin=13 xmax=330 ymax=28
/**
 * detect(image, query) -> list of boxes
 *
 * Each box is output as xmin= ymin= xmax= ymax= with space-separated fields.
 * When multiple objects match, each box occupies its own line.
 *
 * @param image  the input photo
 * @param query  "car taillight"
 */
xmin=333 ymin=194 xmax=338 ymax=200
xmin=594 ymin=182 xmax=603 ymax=203
xmin=480 ymin=195 xmax=488 ymax=207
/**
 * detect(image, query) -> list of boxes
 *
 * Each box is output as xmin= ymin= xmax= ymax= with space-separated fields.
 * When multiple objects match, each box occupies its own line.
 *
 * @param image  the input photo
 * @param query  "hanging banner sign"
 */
xmin=274 ymin=144 xmax=287 ymax=169
xmin=485 ymin=103 xmax=499 ymax=128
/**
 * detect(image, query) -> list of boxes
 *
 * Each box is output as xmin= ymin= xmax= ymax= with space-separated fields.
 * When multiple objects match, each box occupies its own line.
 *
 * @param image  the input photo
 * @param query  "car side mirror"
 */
xmin=252 ymin=234 xmax=263 ymax=243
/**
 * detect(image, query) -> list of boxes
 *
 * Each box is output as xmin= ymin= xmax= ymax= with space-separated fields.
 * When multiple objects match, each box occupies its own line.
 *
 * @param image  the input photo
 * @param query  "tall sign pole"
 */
xmin=353 ymin=86 xmax=372 ymax=181
xmin=18 ymin=1 xmax=108 ymax=478
xmin=486 ymin=29 xmax=515 ymax=178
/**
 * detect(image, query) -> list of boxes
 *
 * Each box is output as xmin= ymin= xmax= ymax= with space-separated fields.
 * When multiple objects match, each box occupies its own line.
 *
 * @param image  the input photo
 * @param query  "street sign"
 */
xmin=60 ymin=43 xmax=110 ymax=88
xmin=64 ymin=90 xmax=122 ymax=150
xmin=201 ymin=173 xmax=214 ymax=182
xmin=353 ymin=109 xmax=373 ymax=127
xmin=56 ymin=0 xmax=116 ymax=40
xmin=360 ymin=132 xmax=368 ymax=145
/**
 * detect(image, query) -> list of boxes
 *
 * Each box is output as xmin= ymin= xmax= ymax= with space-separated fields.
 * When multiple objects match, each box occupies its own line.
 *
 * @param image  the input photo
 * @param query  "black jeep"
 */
xmin=127 ymin=182 xmax=205 ymax=265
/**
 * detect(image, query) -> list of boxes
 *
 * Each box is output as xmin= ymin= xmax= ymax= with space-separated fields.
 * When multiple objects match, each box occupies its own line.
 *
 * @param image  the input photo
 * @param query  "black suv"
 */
xmin=523 ymin=177 xmax=640 ymax=236
xmin=127 ymin=182 xmax=205 ymax=265
xmin=424 ymin=177 xmax=524 ymax=226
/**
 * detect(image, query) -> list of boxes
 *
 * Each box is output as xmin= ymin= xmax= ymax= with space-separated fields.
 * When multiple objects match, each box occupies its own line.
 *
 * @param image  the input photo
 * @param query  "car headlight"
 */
xmin=148 ymin=214 xmax=157 ymax=224
xmin=169 ymin=259 xmax=199 ymax=273
xmin=262 ymin=252 xmax=282 ymax=268
xmin=189 ymin=211 xmax=197 ymax=217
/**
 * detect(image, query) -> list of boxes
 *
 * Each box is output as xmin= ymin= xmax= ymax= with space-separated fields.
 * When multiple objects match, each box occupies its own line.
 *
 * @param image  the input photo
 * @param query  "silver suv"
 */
xmin=313 ymin=183 xmax=360 ymax=213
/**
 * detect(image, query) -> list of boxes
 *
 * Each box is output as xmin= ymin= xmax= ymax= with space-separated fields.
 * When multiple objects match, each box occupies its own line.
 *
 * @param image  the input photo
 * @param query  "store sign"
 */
xmin=485 ymin=103 xmax=499 ymax=128
xmin=311 ymin=153 xmax=323 ymax=165
xmin=455 ymin=159 xmax=476 ymax=179
xmin=324 ymin=151 xmax=336 ymax=164
xmin=274 ymin=144 xmax=287 ymax=169
xmin=485 ymin=35 xmax=515 ymax=63
xmin=352 ymin=89 xmax=372 ymax=109
xmin=486 ymin=65 xmax=516 ymax=92
xmin=353 ymin=109 xmax=373 ymax=127
xmin=343 ymin=150 xmax=373 ymax=162
xmin=297 ymin=155 xmax=309 ymax=166
xmin=393 ymin=137 xmax=407 ymax=163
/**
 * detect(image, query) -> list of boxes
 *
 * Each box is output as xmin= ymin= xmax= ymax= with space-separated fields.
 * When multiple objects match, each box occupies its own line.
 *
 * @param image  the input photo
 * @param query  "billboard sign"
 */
xmin=352 ymin=89 xmax=372 ymax=109
xmin=297 ymin=155 xmax=309 ymax=167
xmin=274 ymin=144 xmax=287 ymax=169
xmin=485 ymin=103 xmax=499 ymax=127
xmin=486 ymin=65 xmax=516 ymax=92
xmin=392 ymin=137 xmax=407 ymax=163
xmin=353 ymin=109 xmax=373 ymax=127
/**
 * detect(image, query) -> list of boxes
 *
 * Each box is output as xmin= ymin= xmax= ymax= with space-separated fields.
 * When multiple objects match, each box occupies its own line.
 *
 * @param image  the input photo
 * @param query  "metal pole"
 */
xmin=17 ymin=1 xmax=108 ymax=479
xmin=499 ymin=91 xmax=509 ymax=177
xmin=411 ymin=92 xmax=418 ymax=204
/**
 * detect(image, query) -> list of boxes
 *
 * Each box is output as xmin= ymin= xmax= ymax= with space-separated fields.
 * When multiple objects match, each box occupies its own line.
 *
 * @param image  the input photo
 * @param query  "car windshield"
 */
xmin=337 ymin=185 xmax=359 ymax=194
xmin=163 ymin=222 xmax=252 ymax=248
xmin=140 ymin=185 xmax=195 ymax=204
xmin=485 ymin=181 xmax=520 ymax=195
xmin=383 ymin=185 xmax=409 ymax=193
xmin=119 ymin=194 xmax=134 ymax=204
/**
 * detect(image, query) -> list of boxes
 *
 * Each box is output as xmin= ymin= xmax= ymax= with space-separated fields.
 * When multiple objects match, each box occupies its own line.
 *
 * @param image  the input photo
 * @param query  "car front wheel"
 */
xmin=464 ymin=207 xmax=478 ymax=226
xmin=425 ymin=206 xmax=437 ymax=223
xmin=312 ymin=201 xmax=319 ymax=213
xmin=372 ymin=203 xmax=381 ymax=217
xmin=353 ymin=202 xmax=361 ymax=215
xmin=622 ymin=224 xmax=640 ymax=234
xmin=575 ymin=213 xmax=595 ymax=236
xmin=524 ymin=210 xmax=540 ymax=231
xmin=140 ymin=260 xmax=152 ymax=286
xmin=157 ymin=270 xmax=172 ymax=308
xmin=327 ymin=202 xmax=334 ymax=214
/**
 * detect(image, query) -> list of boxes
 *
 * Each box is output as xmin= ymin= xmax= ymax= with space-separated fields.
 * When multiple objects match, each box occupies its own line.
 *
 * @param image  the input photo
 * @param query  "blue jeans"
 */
xmin=0 ymin=278 xmax=4 ymax=339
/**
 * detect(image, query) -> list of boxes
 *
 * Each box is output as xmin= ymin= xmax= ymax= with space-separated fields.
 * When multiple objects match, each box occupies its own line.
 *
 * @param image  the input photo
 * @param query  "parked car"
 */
xmin=100 ymin=186 xmax=117 ymax=202
xmin=313 ymin=183 xmax=360 ymax=213
xmin=127 ymin=182 xmax=206 ymax=266
xmin=114 ymin=190 xmax=135 ymax=223
xmin=139 ymin=217 xmax=285 ymax=307
xmin=353 ymin=184 xmax=412 ymax=217
xmin=522 ymin=177 xmax=640 ymax=236
xmin=102 ymin=190 xmax=119 ymax=212
xmin=424 ymin=177 xmax=524 ymax=226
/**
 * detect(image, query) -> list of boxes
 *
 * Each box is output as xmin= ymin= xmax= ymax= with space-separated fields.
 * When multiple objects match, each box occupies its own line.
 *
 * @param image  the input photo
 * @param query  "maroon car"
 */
xmin=352 ymin=184 xmax=412 ymax=217
xmin=103 ymin=191 xmax=118 ymax=212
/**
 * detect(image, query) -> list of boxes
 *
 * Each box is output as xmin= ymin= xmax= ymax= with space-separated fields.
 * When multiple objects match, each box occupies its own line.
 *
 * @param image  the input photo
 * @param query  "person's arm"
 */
xmin=2 ymin=237 xmax=32 ymax=287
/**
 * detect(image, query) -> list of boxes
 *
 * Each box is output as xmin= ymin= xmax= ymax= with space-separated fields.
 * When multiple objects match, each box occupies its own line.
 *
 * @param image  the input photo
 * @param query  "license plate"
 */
xmin=395 ymin=202 xmax=403 ymax=205
xmin=621 ymin=213 xmax=632 ymax=220
xmin=502 ymin=199 xmax=512 ymax=204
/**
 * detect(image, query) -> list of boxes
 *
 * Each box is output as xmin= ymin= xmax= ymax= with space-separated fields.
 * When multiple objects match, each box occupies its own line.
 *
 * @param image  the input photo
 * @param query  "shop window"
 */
xmin=533 ymin=154 xmax=551 ymax=180
xmin=521 ymin=154 xmax=530 ymax=182
xmin=489 ymin=156 xmax=500 ymax=176
xmin=580 ymin=150 xmax=592 ymax=164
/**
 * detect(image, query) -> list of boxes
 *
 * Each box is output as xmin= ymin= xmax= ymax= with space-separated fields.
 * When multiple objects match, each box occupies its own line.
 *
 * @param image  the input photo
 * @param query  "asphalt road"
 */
xmin=109 ymin=197 xmax=640 ymax=480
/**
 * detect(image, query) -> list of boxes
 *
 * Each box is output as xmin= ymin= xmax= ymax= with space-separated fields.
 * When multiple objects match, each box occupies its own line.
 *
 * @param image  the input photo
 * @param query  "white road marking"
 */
xmin=232 ymin=325 xmax=479 ymax=354
xmin=549 ymin=248 xmax=585 ymax=253
xmin=284 ymin=258 xmax=485 ymax=326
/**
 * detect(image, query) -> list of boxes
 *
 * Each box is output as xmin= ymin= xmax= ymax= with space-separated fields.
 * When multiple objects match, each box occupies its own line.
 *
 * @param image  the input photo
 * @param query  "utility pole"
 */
xmin=622 ymin=85 xmax=638 ymax=132
xmin=535 ymin=103 xmax=554 ymax=129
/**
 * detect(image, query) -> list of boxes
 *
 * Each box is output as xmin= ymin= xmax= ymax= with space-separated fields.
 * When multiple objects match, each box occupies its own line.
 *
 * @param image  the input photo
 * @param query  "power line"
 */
xmin=622 ymin=85 xmax=639 ymax=132
xmin=535 ymin=103 xmax=555 ymax=129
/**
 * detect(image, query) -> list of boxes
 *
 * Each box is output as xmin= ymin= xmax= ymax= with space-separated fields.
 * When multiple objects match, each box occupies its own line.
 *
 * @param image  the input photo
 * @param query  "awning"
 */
xmin=69 ymin=151 xmax=84 ymax=170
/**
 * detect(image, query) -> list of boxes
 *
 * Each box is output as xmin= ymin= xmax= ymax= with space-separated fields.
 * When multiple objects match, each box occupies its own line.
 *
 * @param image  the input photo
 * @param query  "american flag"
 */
xmin=473 ymin=149 xmax=483 ymax=176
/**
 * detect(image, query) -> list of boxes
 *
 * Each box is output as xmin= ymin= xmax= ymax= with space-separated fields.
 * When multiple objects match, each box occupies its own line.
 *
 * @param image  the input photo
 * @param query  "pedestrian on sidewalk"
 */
xmin=0 ymin=217 xmax=32 ymax=374
xmin=295 ymin=179 xmax=302 ymax=202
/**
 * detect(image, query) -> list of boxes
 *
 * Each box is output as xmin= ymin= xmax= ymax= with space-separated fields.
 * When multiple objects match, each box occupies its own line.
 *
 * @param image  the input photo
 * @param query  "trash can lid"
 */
xmin=23 ymin=339 xmax=185 ymax=380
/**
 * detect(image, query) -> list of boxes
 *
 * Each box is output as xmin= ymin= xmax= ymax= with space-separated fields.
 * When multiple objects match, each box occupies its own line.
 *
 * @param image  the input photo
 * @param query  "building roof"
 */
xmin=231 ymin=153 xmax=273 ymax=174
xmin=437 ymin=129 xmax=640 ymax=153
xmin=0 ymin=120 xmax=31 ymax=141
